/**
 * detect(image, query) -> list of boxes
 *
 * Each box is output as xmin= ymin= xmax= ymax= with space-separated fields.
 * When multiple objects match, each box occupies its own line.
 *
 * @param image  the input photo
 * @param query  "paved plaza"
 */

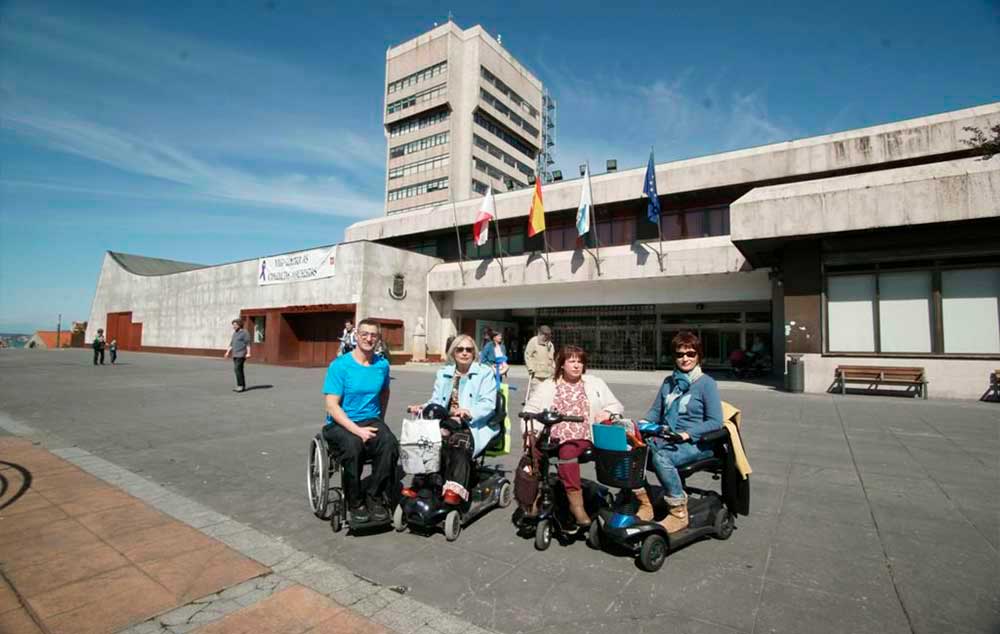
xmin=0 ymin=349 xmax=997 ymax=634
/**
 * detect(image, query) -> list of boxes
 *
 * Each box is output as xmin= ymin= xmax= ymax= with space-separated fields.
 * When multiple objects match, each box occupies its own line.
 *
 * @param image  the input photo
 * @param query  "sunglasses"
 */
xmin=358 ymin=331 xmax=380 ymax=340
xmin=454 ymin=346 xmax=475 ymax=353
xmin=674 ymin=350 xmax=698 ymax=359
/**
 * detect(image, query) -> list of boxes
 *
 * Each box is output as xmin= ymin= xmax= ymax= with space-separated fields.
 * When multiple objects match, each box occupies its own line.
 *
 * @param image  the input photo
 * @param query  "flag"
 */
xmin=576 ymin=165 xmax=592 ymax=236
xmin=527 ymin=177 xmax=546 ymax=237
xmin=643 ymin=150 xmax=660 ymax=223
xmin=473 ymin=186 xmax=495 ymax=247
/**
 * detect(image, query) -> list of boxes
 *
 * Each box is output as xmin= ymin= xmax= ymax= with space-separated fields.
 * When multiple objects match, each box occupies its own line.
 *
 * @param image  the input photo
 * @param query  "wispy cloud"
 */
xmin=0 ymin=3 xmax=385 ymax=218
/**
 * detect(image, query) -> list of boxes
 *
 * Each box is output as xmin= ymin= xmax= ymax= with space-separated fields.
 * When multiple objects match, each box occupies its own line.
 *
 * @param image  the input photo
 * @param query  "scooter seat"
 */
xmin=677 ymin=457 xmax=722 ymax=478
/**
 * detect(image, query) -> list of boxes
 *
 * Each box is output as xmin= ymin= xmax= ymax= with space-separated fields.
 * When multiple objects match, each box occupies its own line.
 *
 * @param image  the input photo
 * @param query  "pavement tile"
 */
xmin=0 ymin=605 xmax=45 ymax=634
xmin=28 ymin=467 xmax=105 ymax=497
xmin=0 ymin=576 xmax=19 ymax=615
xmin=55 ymin=486 xmax=139 ymax=517
xmin=0 ymin=518 xmax=102 ymax=571
xmin=0 ymin=501 xmax=67 ymax=535
xmin=137 ymin=541 xmax=268 ymax=603
xmin=4 ymin=539 xmax=131 ymax=598
xmin=190 ymin=585 xmax=344 ymax=634
xmin=106 ymin=519 xmax=218 ymax=564
xmin=753 ymin=578 xmax=910 ymax=634
xmin=27 ymin=565 xmax=176 ymax=634
xmin=763 ymin=538 xmax=896 ymax=603
xmin=310 ymin=608 xmax=391 ymax=634
xmin=75 ymin=499 xmax=174 ymax=539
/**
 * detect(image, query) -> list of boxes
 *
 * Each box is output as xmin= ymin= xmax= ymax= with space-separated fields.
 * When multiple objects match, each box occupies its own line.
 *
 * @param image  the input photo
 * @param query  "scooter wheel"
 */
xmin=638 ymin=534 xmax=667 ymax=572
xmin=713 ymin=509 xmax=735 ymax=540
xmin=498 ymin=481 xmax=513 ymax=509
xmin=534 ymin=519 xmax=553 ymax=551
xmin=444 ymin=510 xmax=462 ymax=542
xmin=586 ymin=520 xmax=603 ymax=550
xmin=392 ymin=505 xmax=406 ymax=532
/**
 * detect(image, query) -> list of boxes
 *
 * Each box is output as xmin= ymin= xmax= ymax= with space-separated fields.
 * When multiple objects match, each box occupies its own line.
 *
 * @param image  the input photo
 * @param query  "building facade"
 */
xmin=384 ymin=22 xmax=545 ymax=215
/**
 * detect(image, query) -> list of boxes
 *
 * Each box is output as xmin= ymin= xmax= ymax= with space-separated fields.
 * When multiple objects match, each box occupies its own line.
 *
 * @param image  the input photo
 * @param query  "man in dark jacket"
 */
xmin=224 ymin=319 xmax=251 ymax=392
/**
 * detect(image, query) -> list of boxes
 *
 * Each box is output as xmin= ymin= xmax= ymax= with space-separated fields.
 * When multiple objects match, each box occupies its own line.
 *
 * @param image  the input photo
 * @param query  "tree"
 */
xmin=962 ymin=124 xmax=1000 ymax=160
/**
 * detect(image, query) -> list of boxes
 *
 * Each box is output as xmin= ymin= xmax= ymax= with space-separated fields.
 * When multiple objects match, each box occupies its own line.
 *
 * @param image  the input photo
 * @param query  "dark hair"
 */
xmin=554 ymin=345 xmax=588 ymax=380
xmin=231 ymin=319 xmax=242 ymax=326
xmin=357 ymin=318 xmax=381 ymax=332
xmin=671 ymin=330 xmax=703 ymax=360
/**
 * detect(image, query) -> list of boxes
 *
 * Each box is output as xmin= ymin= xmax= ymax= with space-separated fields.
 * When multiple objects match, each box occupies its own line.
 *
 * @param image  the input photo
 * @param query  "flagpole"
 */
xmin=491 ymin=189 xmax=508 ymax=284
xmin=586 ymin=160 xmax=601 ymax=276
xmin=652 ymin=146 xmax=665 ymax=272
xmin=537 ymin=173 xmax=551 ymax=280
xmin=451 ymin=198 xmax=466 ymax=286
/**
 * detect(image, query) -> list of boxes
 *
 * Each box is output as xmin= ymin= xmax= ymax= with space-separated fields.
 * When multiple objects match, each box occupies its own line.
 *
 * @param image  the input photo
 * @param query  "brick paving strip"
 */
xmin=0 ymin=422 xmax=493 ymax=634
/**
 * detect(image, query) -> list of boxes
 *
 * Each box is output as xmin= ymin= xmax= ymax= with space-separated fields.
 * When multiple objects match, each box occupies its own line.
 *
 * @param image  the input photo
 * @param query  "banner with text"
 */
xmin=257 ymin=246 xmax=336 ymax=285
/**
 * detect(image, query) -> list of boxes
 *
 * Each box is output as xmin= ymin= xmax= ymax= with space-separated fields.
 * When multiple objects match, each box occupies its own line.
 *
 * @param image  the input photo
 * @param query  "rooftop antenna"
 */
xmin=497 ymin=33 xmax=502 ymax=45
xmin=447 ymin=10 xmax=454 ymax=22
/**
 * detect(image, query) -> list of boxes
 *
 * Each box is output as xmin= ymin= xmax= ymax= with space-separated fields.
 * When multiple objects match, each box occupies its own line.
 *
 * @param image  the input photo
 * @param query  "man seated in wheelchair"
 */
xmin=406 ymin=334 xmax=498 ymax=505
xmin=323 ymin=318 xmax=399 ymax=525
xmin=642 ymin=330 xmax=723 ymax=533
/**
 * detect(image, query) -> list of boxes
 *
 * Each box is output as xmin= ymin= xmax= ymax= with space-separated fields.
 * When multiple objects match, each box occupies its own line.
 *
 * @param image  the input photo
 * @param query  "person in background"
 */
xmin=223 ymin=319 xmax=251 ymax=393
xmin=524 ymin=325 xmax=555 ymax=394
xmin=643 ymin=330 xmax=723 ymax=533
xmin=339 ymin=320 xmax=357 ymax=356
xmin=480 ymin=330 xmax=509 ymax=384
xmin=109 ymin=338 xmax=118 ymax=365
xmin=92 ymin=328 xmax=106 ymax=366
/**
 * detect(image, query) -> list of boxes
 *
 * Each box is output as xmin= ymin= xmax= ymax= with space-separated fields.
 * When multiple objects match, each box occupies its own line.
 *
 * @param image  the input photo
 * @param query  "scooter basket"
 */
xmin=594 ymin=446 xmax=648 ymax=489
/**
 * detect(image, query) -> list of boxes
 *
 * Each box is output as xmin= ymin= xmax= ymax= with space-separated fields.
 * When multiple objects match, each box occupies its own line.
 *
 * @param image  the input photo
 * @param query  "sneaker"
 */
xmin=233 ymin=387 xmax=245 ymax=393
xmin=369 ymin=498 xmax=390 ymax=522
xmin=349 ymin=504 xmax=371 ymax=524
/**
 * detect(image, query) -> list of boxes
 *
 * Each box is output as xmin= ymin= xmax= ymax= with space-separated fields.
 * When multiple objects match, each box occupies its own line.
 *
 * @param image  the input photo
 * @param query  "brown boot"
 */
xmin=632 ymin=488 xmax=654 ymax=522
xmin=659 ymin=500 xmax=689 ymax=533
xmin=566 ymin=489 xmax=591 ymax=527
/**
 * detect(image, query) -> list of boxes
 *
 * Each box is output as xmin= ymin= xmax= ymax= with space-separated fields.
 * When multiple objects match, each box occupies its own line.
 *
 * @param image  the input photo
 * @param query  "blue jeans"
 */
xmin=648 ymin=438 xmax=714 ymax=504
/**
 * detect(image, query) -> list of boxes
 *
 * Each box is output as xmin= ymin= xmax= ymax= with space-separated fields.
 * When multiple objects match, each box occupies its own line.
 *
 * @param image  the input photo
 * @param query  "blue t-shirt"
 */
xmin=323 ymin=353 xmax=390 ymax=424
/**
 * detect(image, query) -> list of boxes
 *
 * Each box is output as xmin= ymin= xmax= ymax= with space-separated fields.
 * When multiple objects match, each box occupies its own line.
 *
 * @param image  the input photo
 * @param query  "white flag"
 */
xmin=576 ymin=165 xmax=592 ymax=236
xmin=473 ymin=187 xmax=495 ymax=247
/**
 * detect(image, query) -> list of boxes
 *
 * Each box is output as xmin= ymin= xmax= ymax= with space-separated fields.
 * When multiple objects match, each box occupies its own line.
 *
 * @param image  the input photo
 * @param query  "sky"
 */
xmin=1 ymin=0 xmax=999 ymax=334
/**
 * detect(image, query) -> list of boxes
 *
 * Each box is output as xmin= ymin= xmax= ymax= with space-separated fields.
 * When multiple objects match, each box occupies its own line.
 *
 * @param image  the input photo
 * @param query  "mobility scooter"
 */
xmin=512 ymin=409 xmax=612 ymax=551
xmin=587 ymin=419 xmax=749 ymax=572
xmin=392 ymin=388 xmax=513 ymax=541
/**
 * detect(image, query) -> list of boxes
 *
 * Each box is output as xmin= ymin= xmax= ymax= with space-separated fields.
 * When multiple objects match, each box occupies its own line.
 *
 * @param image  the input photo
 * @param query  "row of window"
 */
xmin=473 ymin=134 xmax=534 ymax=177
xmin=386 ymin=83 xmax=447 ymax=115
xmin=480 ymin=88 xmax=539 ymax=138
xmin=389 ymin=131 xmax=449 ymax=158
xmin=473 ymin=110 xmax=537 ymax=159
xmin=826 ymin=267 xmax=1000 ymax=354
xmin=473 ymin=158 xmax=527 ymax=190
xmin=386 ymin=177 xmax=449 ymax=202
xmin=387 ymin=109 xmax=449 ymax=138
xmin=387 ymin=61 xmax=447 ymax=94
xmin=388 ymin=154 xmax=449 ymax=180
xmin=480 ymin=66 xmax=538 ymax=119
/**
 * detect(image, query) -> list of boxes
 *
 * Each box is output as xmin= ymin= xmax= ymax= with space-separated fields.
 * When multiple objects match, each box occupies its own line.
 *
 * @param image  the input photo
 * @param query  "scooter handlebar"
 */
xmin=518 ymin=409 xmax=585 ymax=426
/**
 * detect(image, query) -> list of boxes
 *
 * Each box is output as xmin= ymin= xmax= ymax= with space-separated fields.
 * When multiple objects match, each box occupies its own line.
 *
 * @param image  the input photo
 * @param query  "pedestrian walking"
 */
xmin=92 ymin=329 xmax=106 ymax=365
xmin=223 ymin=319 xmax=251 ymax=392
xmin=109 ymin=338 xmax=118 ymax=364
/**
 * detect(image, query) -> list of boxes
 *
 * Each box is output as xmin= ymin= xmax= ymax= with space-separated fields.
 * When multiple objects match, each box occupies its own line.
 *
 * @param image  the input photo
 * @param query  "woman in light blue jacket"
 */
xmin=408 ymin=334 xmax=499 ymax=505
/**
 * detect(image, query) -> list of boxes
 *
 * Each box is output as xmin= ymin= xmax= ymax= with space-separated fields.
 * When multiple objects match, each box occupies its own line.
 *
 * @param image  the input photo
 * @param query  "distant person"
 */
xmin=223 ymin=319 xmax=251 ymax=393
xmin=109 ymin=338 xmax=118 ymax=365
xmin=524 ymin=325 xmax=555 ymax=393
xmin=92 ymin=328 xmax=106 ymax=365
xmin=339 ymin=320 xmax=357 ymax=356
xmin=480 ymin=330 xmax=509 ymax=384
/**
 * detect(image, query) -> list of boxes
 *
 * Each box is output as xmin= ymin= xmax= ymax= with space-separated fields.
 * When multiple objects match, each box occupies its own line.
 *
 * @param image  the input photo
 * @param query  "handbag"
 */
xmin=513 ymin=420 xmax=543 ymax=513
xmin=399 ymin=414 xmax=442 ymax=475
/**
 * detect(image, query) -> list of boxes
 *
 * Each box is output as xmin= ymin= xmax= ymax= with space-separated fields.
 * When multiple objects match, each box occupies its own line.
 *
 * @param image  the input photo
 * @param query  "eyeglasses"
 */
xmin=358 ymin=331 xmax=380 ymax=340
xmin=454 ymin=346 xmax=475 ymax=353
xmin=674 ymin=350 xmax=698 ymax=359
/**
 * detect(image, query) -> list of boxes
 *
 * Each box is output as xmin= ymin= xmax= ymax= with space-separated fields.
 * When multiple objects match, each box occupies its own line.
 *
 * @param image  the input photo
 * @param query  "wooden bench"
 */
xmin=835 ymin=365 xmax=928 ymax=399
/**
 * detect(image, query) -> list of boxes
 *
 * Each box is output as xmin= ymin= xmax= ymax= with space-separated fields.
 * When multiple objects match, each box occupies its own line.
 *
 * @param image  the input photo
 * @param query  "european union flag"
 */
xmin=642 ymin=150 xmax=660 ymax=224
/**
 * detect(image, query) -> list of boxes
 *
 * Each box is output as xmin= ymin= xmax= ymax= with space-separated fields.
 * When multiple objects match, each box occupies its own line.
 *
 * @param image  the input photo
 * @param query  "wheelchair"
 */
xmin=307 ymin=431 xmax=391 ymax=533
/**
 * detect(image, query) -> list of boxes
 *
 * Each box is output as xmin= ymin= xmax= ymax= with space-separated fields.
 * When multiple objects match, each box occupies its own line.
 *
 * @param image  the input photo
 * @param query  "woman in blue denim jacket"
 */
xmin=407 ymin=334 xmax=499 ymax=505
xmin=643 ymin=330 xmax=723 ymax=533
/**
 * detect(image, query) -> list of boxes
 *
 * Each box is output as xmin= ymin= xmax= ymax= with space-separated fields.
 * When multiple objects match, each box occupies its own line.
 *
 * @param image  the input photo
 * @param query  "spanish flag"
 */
xmin=527 ymin=178 xmax=545 ymax=237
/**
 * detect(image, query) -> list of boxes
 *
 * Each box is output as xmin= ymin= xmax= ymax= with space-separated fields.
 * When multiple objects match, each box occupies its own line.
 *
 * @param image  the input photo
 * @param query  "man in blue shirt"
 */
xmin=322 ymin=318 xmax=398 ymax=524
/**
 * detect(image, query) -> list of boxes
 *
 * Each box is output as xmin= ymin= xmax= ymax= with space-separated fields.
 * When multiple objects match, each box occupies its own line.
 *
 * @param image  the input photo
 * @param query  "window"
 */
xmin=942 ymin=268 xmax=1000 ymax=353
xmin=480 ymin=66 xmax=539 ymax=119
xmin=389 ymin=132 xmax=449 ymax=158
xmin=386 ymin=83 xmax=447 ymax=115
xmin=387 ymin=61 xmax=447 ymax=94
xmin=386 ymin=177 xmax=448 ymax=202
xmin=878 ymin=272 xmax=932 ymax=353
xmin=480 ymin=88 xmax=540 ymax=137
xmin=387 ymin=110 xmax=449 ymax=138
xmin=473 ymin=111 xmax=538 ymax=159
xmin=827 ymin=275 xmax=876 ymax=352
xmin=660 ymin=206 xmax=729 ymax=240
xmin=473 ymin=158 xmax=526 ymax=189
xmin=472 ymin=179 xmax=489 ymax=195
xmin=388 ymin=155 xmax=449 ymax=180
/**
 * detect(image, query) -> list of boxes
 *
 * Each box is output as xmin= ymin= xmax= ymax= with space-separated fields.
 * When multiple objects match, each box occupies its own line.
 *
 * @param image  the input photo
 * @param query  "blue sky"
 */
xmin=2 ymin=0 xmax=998 ymax=333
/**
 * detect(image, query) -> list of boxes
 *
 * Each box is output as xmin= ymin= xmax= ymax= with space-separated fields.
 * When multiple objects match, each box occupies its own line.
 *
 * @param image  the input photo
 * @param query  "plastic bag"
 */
xmin=399 ymin=415 xmax=442 ymax=474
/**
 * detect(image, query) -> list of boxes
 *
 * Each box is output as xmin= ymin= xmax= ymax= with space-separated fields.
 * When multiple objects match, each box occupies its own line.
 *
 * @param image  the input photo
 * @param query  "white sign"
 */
xmin=257 ymin=246 xmax=336 ymax=285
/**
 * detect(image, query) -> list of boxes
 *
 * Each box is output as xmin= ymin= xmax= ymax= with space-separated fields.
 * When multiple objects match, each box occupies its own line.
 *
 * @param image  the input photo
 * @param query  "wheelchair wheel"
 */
xmin=638 ymin=534 xmax=667 ymax=572
xmin=534 ymin=519 xmax=552 ymax=551
xmin=307 ymin=436 xmax=330 ymax=519
xmin=498 ymin=481 xmax=513 ymax=508
xmin=330 ymin=500 xmax=343 ymax=533
xmin=444 ymin=510 xmax=462 ymax=542
xmin=713 ymin=509 xmax=735 ymax=540
xmin=586 ymin=521 xmax=604 ymax=550
xmin=393 ymin=505 xmax=406 ymax=532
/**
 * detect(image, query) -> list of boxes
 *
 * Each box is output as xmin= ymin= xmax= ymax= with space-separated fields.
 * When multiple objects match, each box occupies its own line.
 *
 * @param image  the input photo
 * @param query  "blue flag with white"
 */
xmin=642 ymin=150 xmax=660 ymax=223
xmin=576 ymin=165 xmax=592 ymax=236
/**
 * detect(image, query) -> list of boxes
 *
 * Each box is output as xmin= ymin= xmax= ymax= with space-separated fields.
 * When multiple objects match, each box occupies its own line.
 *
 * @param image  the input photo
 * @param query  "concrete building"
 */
xmin=87 ymin=102 xmax=1000 ymax=399
xmin=384 ymin=22 xmax=545 ymax=215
